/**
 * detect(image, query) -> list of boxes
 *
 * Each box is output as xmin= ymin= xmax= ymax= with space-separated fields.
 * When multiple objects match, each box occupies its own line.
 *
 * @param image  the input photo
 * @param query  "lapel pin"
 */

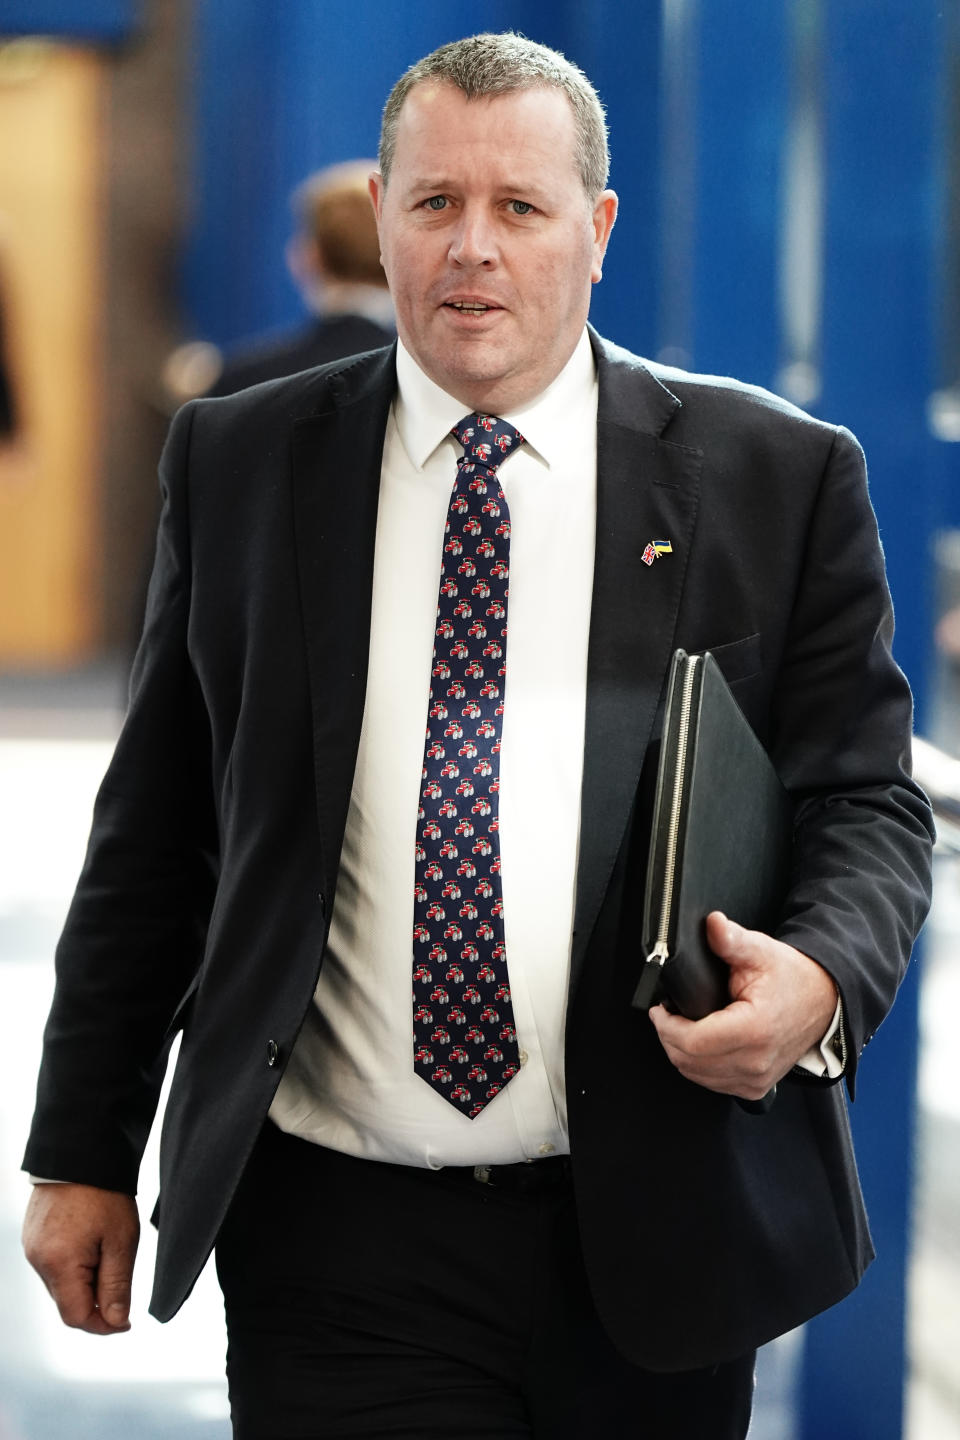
xmin=642 ymin=539 xmax=673 ymax=566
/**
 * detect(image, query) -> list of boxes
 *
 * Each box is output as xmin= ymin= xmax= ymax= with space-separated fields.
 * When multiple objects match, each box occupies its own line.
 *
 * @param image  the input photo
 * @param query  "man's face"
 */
xmin=370 ymin=82 xmax=617 ymax=414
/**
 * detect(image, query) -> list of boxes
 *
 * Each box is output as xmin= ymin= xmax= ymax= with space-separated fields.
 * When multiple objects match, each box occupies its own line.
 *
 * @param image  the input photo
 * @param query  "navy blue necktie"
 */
xmin=413 ymin=413 xmax=524 ymax=1118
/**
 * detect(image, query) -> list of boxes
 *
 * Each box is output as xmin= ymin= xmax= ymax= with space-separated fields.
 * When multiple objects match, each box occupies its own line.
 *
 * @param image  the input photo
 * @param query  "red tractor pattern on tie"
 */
xmin=413 ymin=413 xmax=525 ymax=1118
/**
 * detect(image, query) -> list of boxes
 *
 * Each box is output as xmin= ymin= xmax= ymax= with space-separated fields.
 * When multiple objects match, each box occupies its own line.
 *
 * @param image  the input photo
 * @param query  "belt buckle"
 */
xmin=472 ymin=1164 xmax=493 ymax=1185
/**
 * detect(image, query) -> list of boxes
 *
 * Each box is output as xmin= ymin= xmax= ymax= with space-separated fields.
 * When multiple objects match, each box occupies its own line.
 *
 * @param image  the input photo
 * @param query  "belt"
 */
xmin=438 ymin=1154 xmax=572 ymax=1194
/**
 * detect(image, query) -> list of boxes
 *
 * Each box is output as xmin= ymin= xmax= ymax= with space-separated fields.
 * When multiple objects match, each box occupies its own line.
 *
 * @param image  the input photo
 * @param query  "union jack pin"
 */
xmin=642 ymin=539 xmax=673 ymax=566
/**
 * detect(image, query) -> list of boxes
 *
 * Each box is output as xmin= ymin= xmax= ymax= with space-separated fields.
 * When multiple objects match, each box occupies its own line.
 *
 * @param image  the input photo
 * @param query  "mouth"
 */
xmin=443 ymin=299 xmax=503 ymax=315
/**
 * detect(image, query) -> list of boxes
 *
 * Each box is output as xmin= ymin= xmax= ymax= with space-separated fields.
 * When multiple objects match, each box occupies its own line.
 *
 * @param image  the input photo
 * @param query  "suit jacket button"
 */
xmin=266 ymin=1039 xmax=279 ymax=1067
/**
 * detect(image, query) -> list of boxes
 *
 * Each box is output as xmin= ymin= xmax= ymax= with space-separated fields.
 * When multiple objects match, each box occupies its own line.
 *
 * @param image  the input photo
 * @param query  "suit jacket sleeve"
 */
xmin=765 ymin=423 xmax=932 ymax=1091
xmin=22 ymin=401 xmax=219 ymax=1193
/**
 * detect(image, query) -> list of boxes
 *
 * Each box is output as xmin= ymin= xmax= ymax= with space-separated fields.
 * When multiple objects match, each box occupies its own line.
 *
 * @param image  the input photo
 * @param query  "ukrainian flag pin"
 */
xmin=642 ymin=539 xmax=673 ymax=566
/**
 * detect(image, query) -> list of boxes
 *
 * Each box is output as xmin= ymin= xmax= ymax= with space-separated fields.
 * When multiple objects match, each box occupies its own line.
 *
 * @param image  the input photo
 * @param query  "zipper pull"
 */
xmin=632 ymin=947 xmax=668 ymax=1011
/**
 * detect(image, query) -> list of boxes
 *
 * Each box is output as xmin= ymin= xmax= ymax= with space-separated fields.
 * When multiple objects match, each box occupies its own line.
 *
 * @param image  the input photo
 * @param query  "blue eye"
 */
xmin=426 ymin=196 xmax=447 ymax=210
xmin=511 ymin=201 xmax=533 ymax=215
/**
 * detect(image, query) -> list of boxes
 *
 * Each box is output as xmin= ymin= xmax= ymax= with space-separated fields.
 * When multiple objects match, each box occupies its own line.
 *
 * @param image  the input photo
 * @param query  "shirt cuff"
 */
xmin=793 ymin=995 xmax=846 ymax=1079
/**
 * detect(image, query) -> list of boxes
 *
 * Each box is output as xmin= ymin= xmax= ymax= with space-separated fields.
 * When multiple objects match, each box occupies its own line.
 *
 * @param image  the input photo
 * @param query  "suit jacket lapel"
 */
xmin=290 ymin=346 xmax=396 ymax=902
xmin=288 ymin=335 xmax=700 ymax=988
xmin=570 ymin=332 xmax=703 ymax=992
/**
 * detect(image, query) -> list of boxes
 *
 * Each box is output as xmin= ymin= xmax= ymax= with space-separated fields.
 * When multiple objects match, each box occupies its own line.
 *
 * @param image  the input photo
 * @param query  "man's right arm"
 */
xmin=22 ymin=402 xmax=218 ymax=1300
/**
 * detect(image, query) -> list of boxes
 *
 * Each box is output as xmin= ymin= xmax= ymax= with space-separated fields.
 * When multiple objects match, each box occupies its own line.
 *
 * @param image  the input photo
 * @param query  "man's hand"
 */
xmin=22 ymin=1183 xmax=140 ymax=1335
xmin=648 ymin=911 xmax=838 ymax=1101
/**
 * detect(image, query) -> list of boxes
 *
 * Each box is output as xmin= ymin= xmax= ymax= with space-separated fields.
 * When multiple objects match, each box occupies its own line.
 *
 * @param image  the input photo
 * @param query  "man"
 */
xmin=22 ymin=32 xmax=933 ymax=1440
xmin=204 ymin=159 xmax=395 ymax=397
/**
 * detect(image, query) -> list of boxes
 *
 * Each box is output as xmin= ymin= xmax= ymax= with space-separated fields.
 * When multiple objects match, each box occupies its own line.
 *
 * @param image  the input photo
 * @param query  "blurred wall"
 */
xmin=0 ymin=41 xmax=103 ymax=663
xmin=0 ymin=2 xmax=182 ymax=665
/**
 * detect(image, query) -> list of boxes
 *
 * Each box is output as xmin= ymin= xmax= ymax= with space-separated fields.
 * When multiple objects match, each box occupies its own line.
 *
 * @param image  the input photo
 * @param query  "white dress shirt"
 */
xmin=269 ymin=332 xmax=599 ymax=1166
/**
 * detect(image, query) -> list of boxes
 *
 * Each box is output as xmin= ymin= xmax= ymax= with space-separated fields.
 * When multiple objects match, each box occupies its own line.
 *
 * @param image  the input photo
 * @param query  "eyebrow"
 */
xmin=406 ymin=176 xmax=551 ymax=203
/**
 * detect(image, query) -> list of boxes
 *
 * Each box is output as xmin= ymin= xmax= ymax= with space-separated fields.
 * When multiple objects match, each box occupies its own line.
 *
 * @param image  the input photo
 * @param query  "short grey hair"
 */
xmin=378 ymin=32 xmax=610 ymax=201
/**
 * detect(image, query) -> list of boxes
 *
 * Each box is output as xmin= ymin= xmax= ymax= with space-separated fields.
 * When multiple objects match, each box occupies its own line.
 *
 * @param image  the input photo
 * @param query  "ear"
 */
xmin=590 ymin=189 xmax=618 ymax=284
xmin=369 ymin=171 xmax=385 ymax=224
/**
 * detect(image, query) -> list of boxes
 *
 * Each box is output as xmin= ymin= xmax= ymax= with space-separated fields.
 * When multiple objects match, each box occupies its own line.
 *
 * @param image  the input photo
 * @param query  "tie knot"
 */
xmin=452 ymin=413 xmax=524 ymax=471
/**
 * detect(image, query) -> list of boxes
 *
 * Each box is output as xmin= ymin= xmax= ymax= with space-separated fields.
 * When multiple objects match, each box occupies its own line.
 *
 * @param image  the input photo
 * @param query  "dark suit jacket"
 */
xmin=205 ymin=312 xmax=395 ymax=396
xmin=24 ymin=330 xmax=933 ymax=1372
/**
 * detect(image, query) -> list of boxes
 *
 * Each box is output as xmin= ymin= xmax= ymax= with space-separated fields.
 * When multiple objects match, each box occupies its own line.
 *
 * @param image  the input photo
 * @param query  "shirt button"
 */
xmin=538 ymin=1142 xmax=555 ymax=1156
xmin=519 ymin=1049 xmax=529 ymax=1065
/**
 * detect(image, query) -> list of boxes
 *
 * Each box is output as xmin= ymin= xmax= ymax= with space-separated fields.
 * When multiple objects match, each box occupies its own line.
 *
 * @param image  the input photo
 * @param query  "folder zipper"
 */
xmin=645 ymin=653 xmax=700 ymax=969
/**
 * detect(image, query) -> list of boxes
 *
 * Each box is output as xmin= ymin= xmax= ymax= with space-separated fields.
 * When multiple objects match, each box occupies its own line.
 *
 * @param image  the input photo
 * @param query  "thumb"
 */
xmin=705 ymin=911 xmax=760 ymax=973
xmin=95 ymin=1220 xmax=138 ymax=1330
xmin=705 ymin=910 xmax=741 ymax=960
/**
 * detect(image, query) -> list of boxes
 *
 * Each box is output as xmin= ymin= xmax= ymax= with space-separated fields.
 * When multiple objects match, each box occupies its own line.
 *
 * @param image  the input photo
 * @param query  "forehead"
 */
xmin=390 ymin=80 xmax=581 ymax=187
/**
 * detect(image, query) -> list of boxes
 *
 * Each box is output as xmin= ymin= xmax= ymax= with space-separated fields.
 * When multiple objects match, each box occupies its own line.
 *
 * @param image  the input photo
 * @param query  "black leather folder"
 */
xmin=633 ymin=648 xmax=794 ymax=1020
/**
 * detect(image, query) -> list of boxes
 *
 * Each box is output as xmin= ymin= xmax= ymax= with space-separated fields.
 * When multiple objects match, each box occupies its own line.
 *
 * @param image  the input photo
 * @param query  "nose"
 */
xmin=448 ymin=205 xmax=498 ymax=268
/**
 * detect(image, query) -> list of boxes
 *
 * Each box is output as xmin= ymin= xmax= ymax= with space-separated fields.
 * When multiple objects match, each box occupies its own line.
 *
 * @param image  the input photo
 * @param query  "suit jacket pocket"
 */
xmin=162 ymin=970 xmax=202 ymax=1042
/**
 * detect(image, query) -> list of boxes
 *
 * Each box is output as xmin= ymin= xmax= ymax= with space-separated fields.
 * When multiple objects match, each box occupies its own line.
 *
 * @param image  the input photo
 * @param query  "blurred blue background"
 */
xmin=0 ymin=2 xmax=957 ymax=1437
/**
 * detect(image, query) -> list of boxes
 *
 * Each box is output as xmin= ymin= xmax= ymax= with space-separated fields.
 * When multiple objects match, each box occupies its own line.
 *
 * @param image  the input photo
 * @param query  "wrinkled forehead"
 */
xmin=389 ymin=80 xmax=583 ymax=187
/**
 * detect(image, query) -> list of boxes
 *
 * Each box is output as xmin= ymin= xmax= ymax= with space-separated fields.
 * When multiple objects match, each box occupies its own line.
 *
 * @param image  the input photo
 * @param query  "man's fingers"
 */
xmin=650 ymin=1000 xmax=766 ymax=1070
xmin=649 ymin=914 xmax=838 ymax=1098
xmin=22 ymin=1183 xmax=139 ymax=1335
xmin=95 ymin=1215 xmax=139 ymax=1330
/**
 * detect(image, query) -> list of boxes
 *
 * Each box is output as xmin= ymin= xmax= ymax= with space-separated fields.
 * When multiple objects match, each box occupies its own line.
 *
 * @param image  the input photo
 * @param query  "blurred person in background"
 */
xmin=21 ymin=31 xmax=933 ymax=1440
xmin=204 ymin=159 xmax=394 ymax=397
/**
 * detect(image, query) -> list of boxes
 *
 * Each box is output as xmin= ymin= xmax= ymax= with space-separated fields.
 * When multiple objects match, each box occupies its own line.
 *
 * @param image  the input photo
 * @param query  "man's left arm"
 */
xmin=651 ymin=425 xmax=934 ymax=1100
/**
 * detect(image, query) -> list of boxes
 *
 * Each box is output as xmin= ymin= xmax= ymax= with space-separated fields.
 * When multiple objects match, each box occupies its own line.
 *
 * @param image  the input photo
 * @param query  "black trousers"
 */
xmin=215 ymin=1123 xmax=755 ymax=1439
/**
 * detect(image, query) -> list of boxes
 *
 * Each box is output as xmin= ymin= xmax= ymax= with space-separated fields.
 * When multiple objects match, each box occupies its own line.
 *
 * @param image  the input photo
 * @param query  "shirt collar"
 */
xmin=393 ymin=330 xmax=597 ymax=471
